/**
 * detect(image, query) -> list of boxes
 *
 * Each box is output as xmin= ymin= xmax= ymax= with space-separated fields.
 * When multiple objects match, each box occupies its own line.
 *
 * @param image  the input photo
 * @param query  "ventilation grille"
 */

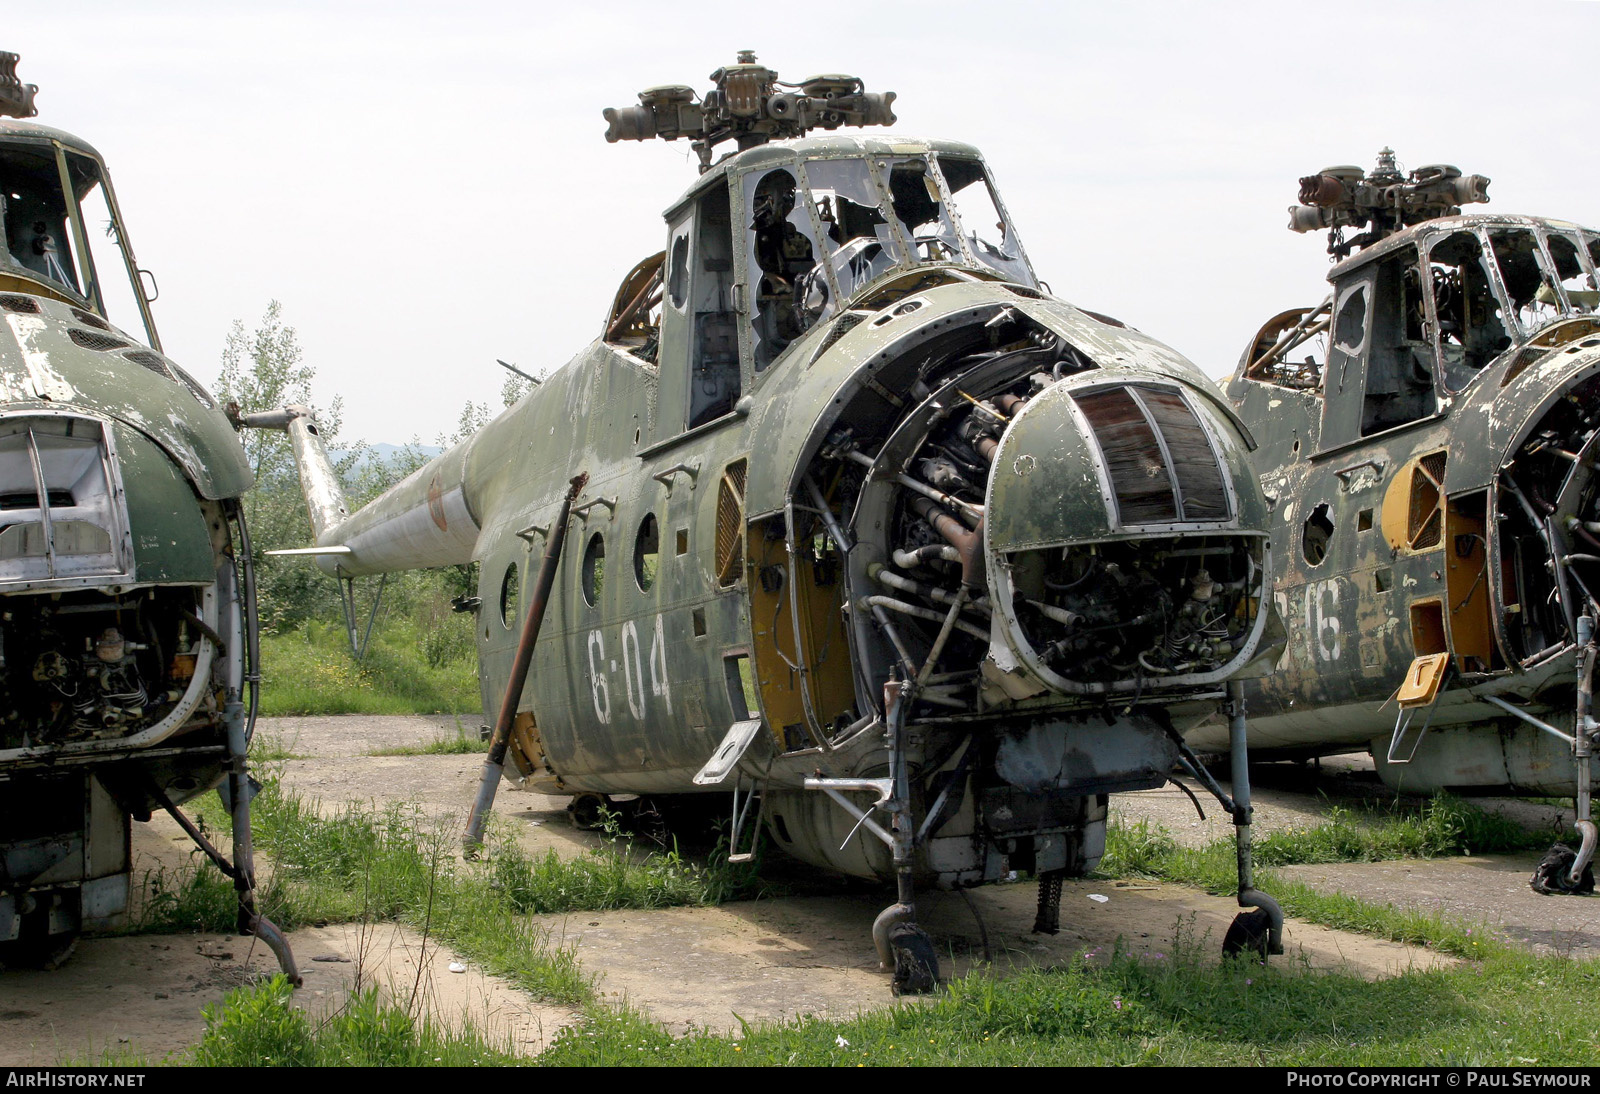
xmin=1074 ymin=385 xmax=1231 ymax=526
xmin=68 ymin=328 xmax=130 ymax=352
xmin=124 ymin=350 xmax=172 ymax=379
xmin=170 ymin=365 xmax=216 ymax=409
xmin=811 ymin=311 xmax=866 ymax=364
xmin=1408 ymin=451 xmax=1447 ymax=550
xmin=715 ymin=459 xmax=747 ymax=588
xmin=0 ymin=295 xmax=39 ymax=314
xmin=69 ymin=308 xmax=111 ymax=332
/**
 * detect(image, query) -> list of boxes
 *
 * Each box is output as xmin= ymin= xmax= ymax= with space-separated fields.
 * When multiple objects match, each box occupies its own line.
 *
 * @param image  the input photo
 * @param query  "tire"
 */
xmin=1530 ymin=842 xmax=1596 ymax=896
xmin=1222 ymin=907 xmax=1272 ymax=961
xmin=890 ymin=924 xmax=939 ymax=995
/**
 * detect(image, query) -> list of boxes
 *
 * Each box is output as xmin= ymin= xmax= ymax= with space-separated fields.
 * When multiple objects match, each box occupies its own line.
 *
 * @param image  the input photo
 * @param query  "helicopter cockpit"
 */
xmin=741 ymin=150 xmax=1034 ymax=370
xmin=1244 ymin=216 xmax=1600 ymax=451
xmin=0 ymin=124 xmax=156 ymax=348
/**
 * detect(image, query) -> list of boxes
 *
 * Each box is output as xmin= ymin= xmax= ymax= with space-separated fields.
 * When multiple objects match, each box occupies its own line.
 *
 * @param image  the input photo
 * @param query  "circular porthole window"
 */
xmin=499 ymin=562 xmax=520 ymax=629
xmin=581 ymin=532 xmax=606 ymax=607
xmin=634 ymin=514 xmax=659 ymax=591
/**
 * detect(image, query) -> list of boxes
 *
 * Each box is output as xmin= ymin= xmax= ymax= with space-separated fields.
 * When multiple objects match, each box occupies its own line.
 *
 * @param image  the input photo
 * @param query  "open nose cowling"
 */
xmin=978 ymin=374 xmax=1274 ymax=703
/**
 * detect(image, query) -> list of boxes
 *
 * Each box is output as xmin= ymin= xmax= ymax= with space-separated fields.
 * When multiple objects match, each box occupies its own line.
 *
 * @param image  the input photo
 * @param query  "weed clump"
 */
xmin=191 ymin=976 xmax=519 ymax=1067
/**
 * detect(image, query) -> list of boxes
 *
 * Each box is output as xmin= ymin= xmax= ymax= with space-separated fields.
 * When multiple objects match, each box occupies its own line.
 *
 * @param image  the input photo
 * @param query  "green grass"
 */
xmin=250 ymin=733 xmax=307 ymax=762
xmin=190 ymin=976 xmax=521 ymax=1067
xmin=539 ymin=942 xmax=1600 ymax=1066
xmin=147 ymin=775 xmax=764 ymax=1005
xmin=167 ymin=789 xmax=1594 ymax=1067
xmin=258 ymin=619 xmax=478 ymax=716
xmin=1098 ymin=798 xmax=1558 ymax=957
xmin=150 ymin=781 xmax=589 ymax=1004
xmin=185 ymin=909 xmax=1600 ymax=1067
xmin=1248 ymin=795 xmax=1550 ymax=863
xmin=193 ymin=940 xmax=1600 ymax=1066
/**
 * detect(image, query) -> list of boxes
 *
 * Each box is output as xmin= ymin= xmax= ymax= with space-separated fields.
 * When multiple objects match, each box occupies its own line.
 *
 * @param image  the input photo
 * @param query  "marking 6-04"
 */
xmin=586 ymin=614 xmax=672 ymax=723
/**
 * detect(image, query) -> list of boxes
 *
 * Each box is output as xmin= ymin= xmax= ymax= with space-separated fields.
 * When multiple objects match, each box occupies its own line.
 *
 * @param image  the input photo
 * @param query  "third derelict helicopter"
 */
xmin=1206 ymin=150 xmax=1600 ymax=893
xmin=257 ymin=54 xmax=1287 ymax=987
xmin=0 ymin=52 xmax=294 ymax=976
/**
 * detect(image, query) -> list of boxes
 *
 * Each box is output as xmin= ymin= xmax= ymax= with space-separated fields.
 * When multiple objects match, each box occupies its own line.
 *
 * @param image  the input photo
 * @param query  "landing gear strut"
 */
xmin=806 ymin=679 xmax=942 ymax=994
xmin=880 ymin=680 xmax=938 ymax=994
xmin=1168 ymin=680 xmax=1284 ymax=960
xmin=1532 ymin=614 xmax=1599 ymax=895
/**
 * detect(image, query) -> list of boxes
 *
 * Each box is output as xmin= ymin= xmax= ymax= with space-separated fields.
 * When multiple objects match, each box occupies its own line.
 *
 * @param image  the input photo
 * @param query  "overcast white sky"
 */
xmin=10 ymin=1 xmax=1599 ymax=443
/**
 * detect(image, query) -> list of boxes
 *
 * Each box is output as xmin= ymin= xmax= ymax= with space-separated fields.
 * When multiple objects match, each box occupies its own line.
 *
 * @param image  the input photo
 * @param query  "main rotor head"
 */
xmin=0 ymin=52 xmax=38 ymax=119
xmin=1288 ymin=148 xmax=1490 ymax=258
xmin=603 ymin=51 xmax=897 ymax=172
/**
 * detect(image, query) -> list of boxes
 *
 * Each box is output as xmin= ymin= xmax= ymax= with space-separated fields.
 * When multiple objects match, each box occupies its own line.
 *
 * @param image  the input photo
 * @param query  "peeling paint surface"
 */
xmin=6 ymin=313 xmax=75 ymax=402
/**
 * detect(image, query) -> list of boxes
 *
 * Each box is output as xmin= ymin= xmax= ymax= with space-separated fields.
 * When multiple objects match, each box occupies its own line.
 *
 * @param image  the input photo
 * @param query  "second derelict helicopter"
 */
xmin=1204 ymin=149 xmax=1600 ymax=894
xmin=258 ymin=54 xmax=1286 ymax=988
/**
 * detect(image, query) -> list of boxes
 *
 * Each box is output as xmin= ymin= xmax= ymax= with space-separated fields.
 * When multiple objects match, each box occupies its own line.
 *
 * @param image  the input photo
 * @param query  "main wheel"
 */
xmin=567 ymin=793 xmax=609 ymax=830
xmin=1222 ymin=907 xmax=1272 ymax=961
xmin=1530 ymin=842 xmax=1597 ymax=895
xmin=889 ymin=924 xmax=939 ymax=995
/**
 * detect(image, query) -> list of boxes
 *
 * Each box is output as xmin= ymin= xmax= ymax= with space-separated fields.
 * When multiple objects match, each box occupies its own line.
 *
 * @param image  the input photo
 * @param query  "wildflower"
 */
xmin=836 ymin=1035 xmax=849 ymax=1048
xmin=1245 ymin=978 xmax=1253 ymax=986
xmin=1112 ymin=998 xmax=1123 ymax=1010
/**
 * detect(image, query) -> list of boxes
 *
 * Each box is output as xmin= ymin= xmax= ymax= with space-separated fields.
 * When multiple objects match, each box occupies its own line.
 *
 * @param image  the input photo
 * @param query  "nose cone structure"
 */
xmin=984 ymin=375 xmax=1272 ymax=700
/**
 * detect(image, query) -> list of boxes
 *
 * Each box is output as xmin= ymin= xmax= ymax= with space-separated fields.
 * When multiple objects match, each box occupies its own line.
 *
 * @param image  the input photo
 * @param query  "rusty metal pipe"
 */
xmin=892 ymin=544 xmax=960 ymax=568
xmin=861 ymin=595 xmax=988 ymax=642
xmin=995 ymin=393 xmax=1028 ymax=417
xmin=463 ymin=472 xmax=588 ymax=853
xmin=907 ymin=495 xmax=984 ymax=590
xmin=152 ymin=776 xmax=301 ymax=986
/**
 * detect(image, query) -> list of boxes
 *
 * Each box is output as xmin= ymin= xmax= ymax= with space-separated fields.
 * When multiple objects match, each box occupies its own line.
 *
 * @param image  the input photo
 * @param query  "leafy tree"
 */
xmin=214 ymin=302 xmax=359 ymax=632
xmin=214 ymin=303 xmax=496 ymax=655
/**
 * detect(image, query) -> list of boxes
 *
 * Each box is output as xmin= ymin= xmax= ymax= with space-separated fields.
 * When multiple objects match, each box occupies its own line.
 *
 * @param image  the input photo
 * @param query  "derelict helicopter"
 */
xmin=0 ymin=53 xmax=295 ymax=977
xmin=1198 ymin=149 xmax=1600 ymax=894
xmin=256 ymin=53 xmax=1288 ymax=989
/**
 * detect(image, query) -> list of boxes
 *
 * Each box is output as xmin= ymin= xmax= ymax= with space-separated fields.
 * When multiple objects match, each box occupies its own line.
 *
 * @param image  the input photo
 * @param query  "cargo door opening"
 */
xmin=1443 ymin=490 xmax=1503 ymax=674
xmin=746 ymin=506 xmax=855 ymax=753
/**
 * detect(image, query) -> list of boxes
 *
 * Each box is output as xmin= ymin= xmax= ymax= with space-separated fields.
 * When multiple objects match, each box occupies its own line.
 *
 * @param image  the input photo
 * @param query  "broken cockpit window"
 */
xmin=1357 ymin=245 xmax=1435 ymax=436
xmin=1487 ymin=228 xmax=1564 ymax=339
xmin=887 ymin=158 xmax=962 ymax=264
xmin=800 ymin=157 xmax=898 ymax=323
xmin=1544 ymin=232 xmax=1599 ymax=313
xmin=940 ymin=156 xmax=1033 ymax=285
xmin=746 ymin=167 xmax=823 ymax=372
xmin=1427 ymin=230 xmax=1512 ymax=393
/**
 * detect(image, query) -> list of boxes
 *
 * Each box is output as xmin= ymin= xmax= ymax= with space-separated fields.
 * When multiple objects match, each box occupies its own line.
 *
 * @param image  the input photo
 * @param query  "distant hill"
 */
xmin=332 ymin=441 xmax=444 ymax=469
